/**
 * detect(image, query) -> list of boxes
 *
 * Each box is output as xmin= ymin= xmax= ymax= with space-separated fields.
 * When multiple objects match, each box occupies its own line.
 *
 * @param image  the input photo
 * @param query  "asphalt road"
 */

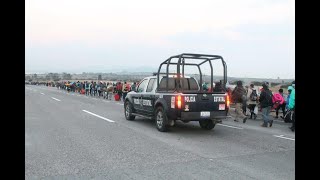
xmin=25 ymin=85 xmax=295 ymax=180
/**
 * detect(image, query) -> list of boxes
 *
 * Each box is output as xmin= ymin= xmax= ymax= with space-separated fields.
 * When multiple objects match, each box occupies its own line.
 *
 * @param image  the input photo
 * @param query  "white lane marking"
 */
xmin=273 ymin=119 xmax=285 ymax=123
xmin=40 ymin=93 xmax=45 ymax=95
xmin=217 ymin=123 xmax=243 ymax=129
xmin=51 ymin=97 xmax=61 ymax=101
xmin=116 ymin=103 xmax=124 ymax=105
xmin=82 ymin=110 xmax=115 ymax=123
xmin=274 ymin=135 xmax=295 ymax=141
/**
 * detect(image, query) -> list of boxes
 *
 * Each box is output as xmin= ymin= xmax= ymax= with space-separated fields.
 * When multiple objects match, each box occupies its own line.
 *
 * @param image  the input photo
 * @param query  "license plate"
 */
xmin=219 ymin=104 xmax=225 ymax=110
xmin=200 ymin=111 xmax=210 ymax=117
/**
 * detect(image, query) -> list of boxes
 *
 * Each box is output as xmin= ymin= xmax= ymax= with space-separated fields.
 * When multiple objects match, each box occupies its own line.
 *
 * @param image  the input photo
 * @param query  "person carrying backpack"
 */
xmin=259 ymin=83 xmax=274 ymax=127
xmin=246 ymin=84 xmax=258 ymax=120
xmin=231 ymin=81 xmax=248 ymax=123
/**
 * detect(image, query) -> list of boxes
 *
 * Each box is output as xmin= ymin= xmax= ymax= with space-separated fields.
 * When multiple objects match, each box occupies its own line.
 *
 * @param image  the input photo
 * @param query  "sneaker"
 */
xmin=234 ymin=119 xmax=239 ymax=122
xmin=261 ymin=124 xmax=267 ymax=127
xmin=289 ymin=127 xmax=295 ymax=132
xmin=254 ymin=114 xmax=257 ymax=120
xmin=243 ymin=117 xmax=247 ymax=123
xmin=269 ymin=120 xmax=273 ymax=127
xmin=275 ymin=116 xmax=278 ymax=119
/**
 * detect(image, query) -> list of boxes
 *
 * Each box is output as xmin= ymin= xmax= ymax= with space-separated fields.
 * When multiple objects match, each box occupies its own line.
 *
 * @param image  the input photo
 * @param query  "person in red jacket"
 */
xmin=273 ymin=88 xmax=286 ymax=118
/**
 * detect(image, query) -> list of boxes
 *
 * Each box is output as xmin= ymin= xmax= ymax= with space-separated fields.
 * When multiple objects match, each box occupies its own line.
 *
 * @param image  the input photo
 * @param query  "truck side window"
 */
xmin=137 ymin=79 xmax=148 ymax=92
xmin=146 ymin=78 xmax=156 ymax=92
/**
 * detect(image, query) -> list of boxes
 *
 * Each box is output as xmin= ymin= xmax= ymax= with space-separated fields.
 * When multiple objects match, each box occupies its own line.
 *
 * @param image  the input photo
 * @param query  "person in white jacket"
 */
xmin=246 ymin=84 xmax=259 ymax=119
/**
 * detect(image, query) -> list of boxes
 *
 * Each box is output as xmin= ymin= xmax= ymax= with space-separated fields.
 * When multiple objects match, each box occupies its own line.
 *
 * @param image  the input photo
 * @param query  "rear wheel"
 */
xmin=199 ymin=119 xmax=216 ymax=130
xmin=124 ymin=101 xmax=135 ymax=120
xmin=155 ymin=106 xmax=169 ymax=132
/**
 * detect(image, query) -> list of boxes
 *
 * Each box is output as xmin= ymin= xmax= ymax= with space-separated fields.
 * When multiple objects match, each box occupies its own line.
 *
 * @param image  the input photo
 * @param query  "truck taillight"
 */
xmin=227 ymin=95 xmax=230 ymax=107
xmin=177 ymin=95 xmax=182 ymax=109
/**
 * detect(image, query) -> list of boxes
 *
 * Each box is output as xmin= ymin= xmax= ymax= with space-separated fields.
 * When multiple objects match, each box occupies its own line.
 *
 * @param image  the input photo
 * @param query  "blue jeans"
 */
xmin=262 ymin=106 xmax=271 ymax=125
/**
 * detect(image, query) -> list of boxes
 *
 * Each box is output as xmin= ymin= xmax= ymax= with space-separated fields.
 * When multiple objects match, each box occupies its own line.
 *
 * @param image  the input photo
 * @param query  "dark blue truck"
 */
xmin=124 ymin=53 xmax=230 ymax=132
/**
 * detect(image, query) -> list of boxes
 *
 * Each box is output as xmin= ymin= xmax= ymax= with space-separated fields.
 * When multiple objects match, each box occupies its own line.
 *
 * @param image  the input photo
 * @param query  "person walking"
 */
xmin=246 ymin=84 xmax=258 ymax=120
xmin=274 ymin=88 xmax=286 ymax=118
xmin=107 ymin=82 xmax=114 ymax=100
xmin=130 ymin=82 xmax=137 ymax=92
xmin=116 ymin=82 xmax=123 ymax=101
xmin=259 ymin=83 xmax=274 ymax=127
xmin=122 ymin=82 xmax=129 ymax=101
xmin=288 ymin=84 xmax=295 ymax=131
xmin=85 ymin=81 xmax=90 ymax=96
xmin=231 ymin=81 xmax=248 ymax=123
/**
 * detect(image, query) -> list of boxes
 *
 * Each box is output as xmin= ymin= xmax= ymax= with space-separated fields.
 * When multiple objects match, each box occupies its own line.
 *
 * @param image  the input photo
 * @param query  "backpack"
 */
xmin=250 ymin=89 xmax=258 ymax=101
xmin=232 ymin=87 xmax=245 ymax=102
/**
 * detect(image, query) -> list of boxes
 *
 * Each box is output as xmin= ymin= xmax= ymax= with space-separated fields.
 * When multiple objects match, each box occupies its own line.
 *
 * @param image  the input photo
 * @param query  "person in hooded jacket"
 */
xmin=288 ymin=84 xmax=295 ymax=131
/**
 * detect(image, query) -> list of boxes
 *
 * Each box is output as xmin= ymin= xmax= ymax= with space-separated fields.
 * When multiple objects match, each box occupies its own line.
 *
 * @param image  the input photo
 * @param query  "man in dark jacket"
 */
xmin=259 ymin=83 xmax=274 ymax=127
xmin=231 ymin=81 xmax=248 ymax=123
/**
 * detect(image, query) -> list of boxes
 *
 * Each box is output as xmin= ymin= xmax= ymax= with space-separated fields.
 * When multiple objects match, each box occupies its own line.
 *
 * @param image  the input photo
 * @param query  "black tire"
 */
xmin=124 ymin=101 xmax=135 ymax=120
xmin=199 ymin=119 xmax=216 ymax=130
xmin=155 ymin=106 xmax=169 ymax=132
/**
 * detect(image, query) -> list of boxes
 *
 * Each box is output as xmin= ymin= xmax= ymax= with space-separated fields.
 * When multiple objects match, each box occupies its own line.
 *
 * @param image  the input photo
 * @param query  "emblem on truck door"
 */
xmin=185 ymin=104 xmax=189 ymax=111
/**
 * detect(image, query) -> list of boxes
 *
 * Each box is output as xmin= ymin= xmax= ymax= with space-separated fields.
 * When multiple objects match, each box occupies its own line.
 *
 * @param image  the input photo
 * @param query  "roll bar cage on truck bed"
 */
xmin=156 ymin=53 xmax=227 ymax=93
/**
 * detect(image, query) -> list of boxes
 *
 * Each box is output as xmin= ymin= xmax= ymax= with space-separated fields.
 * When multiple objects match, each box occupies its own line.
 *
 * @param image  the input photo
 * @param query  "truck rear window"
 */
xmin=158 ymin=77 xmax=199 ymax=91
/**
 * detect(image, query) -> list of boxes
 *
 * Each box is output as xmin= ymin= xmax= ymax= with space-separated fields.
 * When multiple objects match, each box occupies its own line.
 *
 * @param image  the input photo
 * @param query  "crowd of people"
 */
xmin=50 ymin=81 xmax=138 ymax=102
xmin=229 ymin=81 xmax=295 ymax=131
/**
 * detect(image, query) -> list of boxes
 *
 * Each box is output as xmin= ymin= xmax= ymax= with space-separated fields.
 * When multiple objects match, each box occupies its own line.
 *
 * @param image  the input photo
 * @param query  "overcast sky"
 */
xmin=26 ymin=0 xmax=295 ymax=79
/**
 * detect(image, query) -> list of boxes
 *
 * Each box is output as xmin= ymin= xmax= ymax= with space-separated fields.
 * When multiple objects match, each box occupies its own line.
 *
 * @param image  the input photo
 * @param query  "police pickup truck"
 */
xmin=124 ymin=53 xmax=230 ymax=132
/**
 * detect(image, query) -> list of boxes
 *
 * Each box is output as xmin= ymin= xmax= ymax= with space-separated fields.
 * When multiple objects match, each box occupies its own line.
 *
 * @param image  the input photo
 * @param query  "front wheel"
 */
xmin=155 ymin=106 xmax=169 ymax=132
xmin=124 ymin=101 xmax=135 ymax=120
xmin=199 ymin=119 xmax=216 ymax=130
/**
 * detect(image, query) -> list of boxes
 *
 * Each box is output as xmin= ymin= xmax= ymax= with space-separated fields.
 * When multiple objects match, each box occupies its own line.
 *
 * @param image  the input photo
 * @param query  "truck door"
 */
xmin=132 ymin=79 xmax=148 ymax=113
xmin=141 ymin=78 xmax=156 ymax=115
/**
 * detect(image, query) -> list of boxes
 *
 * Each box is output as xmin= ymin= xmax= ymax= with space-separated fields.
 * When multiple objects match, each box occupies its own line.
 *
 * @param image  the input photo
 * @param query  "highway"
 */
xmin=25 ymin=85 xmax=295 ymax=180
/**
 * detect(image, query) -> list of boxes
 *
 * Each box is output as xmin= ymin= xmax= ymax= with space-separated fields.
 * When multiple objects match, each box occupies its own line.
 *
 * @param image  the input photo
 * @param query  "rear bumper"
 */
xmin=180 ymin=111 xmax=228 ymax=121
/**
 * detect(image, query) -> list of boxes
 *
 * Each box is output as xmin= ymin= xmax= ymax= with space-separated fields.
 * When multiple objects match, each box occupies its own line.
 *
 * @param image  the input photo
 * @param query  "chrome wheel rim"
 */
xmin=156 ymin=111 xmax=163 ymax=127
xmin=125 ymin=104 xmax=130 ymax=118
